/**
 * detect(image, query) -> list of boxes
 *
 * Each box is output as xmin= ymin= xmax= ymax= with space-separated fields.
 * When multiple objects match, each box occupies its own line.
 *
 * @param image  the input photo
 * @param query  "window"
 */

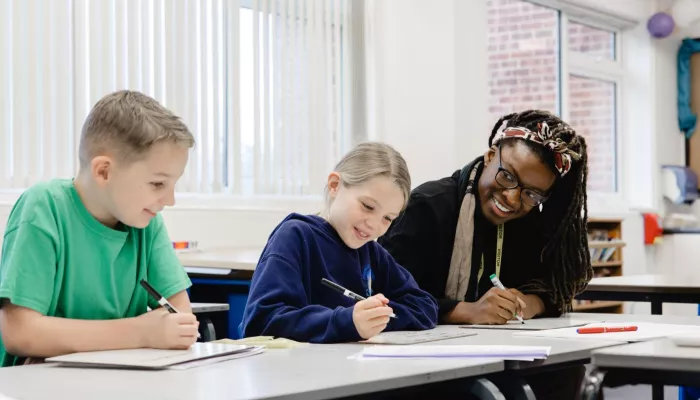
xmin=0 ymin=0 xmax=353 ymax=198
xmin=487 ymin=0 xmax=560 ymax=117
xmin=487 ymin=0 xmax=623 ymax=194
xmin=568 ymin=75 xmax=617 ymax=192
xmin=568 ymin=21 xmax=615 ymax=60
xmin=238 ymin=1 xmax=353 ymax=197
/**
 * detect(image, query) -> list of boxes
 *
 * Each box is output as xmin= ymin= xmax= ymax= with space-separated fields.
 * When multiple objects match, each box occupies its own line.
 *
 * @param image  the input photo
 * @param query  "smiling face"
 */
xmin=326 ymin=173 xmax=405 ymax=249
xmin=477 ymin=140 xmax=557 ymax=225
xmin=93 ymin=141 xmax=190 ymax=228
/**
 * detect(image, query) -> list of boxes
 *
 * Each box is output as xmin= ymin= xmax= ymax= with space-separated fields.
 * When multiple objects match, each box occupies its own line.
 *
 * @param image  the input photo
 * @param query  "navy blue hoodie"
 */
xmin=239 ymin=213 xmax=438 ymax=343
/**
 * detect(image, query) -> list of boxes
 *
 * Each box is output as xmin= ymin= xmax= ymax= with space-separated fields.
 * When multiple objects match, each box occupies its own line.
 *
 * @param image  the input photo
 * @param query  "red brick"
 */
xmin=487 ymin=0 xmax=616 ymax=192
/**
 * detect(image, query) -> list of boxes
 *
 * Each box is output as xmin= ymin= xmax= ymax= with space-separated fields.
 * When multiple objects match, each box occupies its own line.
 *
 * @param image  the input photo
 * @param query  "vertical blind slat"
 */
xmin=0 ymin=0 xmax=351 ymax=195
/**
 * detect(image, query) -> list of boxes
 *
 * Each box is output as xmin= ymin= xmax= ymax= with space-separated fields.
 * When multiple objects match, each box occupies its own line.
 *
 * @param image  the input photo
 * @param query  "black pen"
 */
xmin=140 ymin=279 xmax=201 ymax=338
xmin=321 ymin=278 xmax=398 ymax=319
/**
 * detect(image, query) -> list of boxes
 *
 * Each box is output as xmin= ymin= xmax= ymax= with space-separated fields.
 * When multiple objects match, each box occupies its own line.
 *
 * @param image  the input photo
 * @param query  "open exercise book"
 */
xmin=46 ymin=343 xmax=264 ymax=370
xmin=360 ymin=329 xmax=477 ymax=345
xmin=351 ymin=345 xmax=551 ymax=361
xmin=462 ymin=317 xmax=598 ymax=331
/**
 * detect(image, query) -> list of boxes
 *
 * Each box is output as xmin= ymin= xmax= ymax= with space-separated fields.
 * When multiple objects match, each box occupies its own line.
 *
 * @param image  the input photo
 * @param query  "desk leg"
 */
xmin=581 ymin=367 xmax=664 ymax=400
xmin=488 ymin=373 xmax=536 ymax=400
xmin=466 ymin=378 xmax=506 ymax=400
xmin=580 ymin=367 xmax=606 ymax=400
xmin=651 ymin=301 xmax=662 ymax=315
xmin=199 ymin=316 xmax=216 ymax=342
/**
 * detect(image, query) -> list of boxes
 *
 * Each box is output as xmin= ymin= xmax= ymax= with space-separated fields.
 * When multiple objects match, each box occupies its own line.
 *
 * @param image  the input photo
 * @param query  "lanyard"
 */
xmin=477 ymin=224 xmax=504 ymax=285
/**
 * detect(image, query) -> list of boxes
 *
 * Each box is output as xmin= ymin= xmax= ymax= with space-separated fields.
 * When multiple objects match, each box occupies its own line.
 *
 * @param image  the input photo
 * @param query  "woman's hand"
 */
xmin=507 ymin=289 xmax=544 ymax=320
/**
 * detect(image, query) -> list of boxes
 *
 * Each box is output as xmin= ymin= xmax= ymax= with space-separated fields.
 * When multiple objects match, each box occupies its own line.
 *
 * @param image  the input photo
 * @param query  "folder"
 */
xmin=46 ymin=342 xmax=263 ymax=370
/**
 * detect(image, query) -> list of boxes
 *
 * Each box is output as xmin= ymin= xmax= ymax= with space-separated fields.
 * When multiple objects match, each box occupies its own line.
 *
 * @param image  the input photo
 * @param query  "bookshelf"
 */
xmin=572 ymin=217 xmax=625 ymax=314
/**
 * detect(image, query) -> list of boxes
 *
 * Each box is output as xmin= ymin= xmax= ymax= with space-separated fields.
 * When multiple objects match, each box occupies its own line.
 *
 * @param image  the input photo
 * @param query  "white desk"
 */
xmin=191 ymin=303 xmax=230 ymax=313
xmin=191 ymin=303 xmax=229 ymax=342
xmin=574 ymin=312 xmax=700 ymax=400
xmin=0 ymin=339 xmax=503 ymax=400
xmin=582 ymin=339 xmax=700 ymax=400
xmin=180 ymin=249 xmax=262 ymax=340
xmin=0 ymin=324 xmax=631 ymax=400
xmin=178 ymin=247 xmax=261 ymax=275
xmin=442 ymin=325 xmax=621 ymax=370
xmin=577 ymin=274 xmax=700 ymax=315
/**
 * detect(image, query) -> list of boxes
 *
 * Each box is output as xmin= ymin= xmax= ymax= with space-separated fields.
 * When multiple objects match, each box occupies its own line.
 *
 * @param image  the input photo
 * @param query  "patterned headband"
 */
xmin=492 ymin=120 xmax=580 ymax=178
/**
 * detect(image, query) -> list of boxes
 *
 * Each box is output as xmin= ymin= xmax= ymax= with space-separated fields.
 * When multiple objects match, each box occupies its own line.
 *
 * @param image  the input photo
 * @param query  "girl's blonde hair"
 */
xmin=326 ymin=142 xmax=411 ymax=210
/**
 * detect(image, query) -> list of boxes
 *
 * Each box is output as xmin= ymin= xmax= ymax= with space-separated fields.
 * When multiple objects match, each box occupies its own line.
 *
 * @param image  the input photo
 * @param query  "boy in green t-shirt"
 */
xmin=0 ymin=90 xmax=199 ymax=367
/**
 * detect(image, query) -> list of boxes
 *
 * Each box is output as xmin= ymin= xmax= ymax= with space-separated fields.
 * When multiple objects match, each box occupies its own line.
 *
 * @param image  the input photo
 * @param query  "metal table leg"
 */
xmin=466 ymin=378 xmax=507 ymax=400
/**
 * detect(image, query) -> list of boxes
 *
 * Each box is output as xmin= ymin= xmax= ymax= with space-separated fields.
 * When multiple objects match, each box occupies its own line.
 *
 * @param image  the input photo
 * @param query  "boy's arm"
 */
xmin=0 ymin=220 xmax=197 ymax=359
xmin=145 ymin=215 xmax=192 ymax=309
xmin=0 ymin=302 xmax=145 ymax=358
xmin=168 ymin=290 xmax=193 ymax=313
xmin=0 ymin=301 xmax=198 ymax=358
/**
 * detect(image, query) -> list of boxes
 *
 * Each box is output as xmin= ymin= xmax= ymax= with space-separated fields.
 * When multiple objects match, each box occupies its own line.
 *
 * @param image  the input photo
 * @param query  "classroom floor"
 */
xmin=604 ymin=385 xmax=679 ymax=399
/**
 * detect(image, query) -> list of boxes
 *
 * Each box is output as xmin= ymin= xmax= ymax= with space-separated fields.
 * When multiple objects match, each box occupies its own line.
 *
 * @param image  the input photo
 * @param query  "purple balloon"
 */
xmin=647 ymin=12 xmax=675 ymax=38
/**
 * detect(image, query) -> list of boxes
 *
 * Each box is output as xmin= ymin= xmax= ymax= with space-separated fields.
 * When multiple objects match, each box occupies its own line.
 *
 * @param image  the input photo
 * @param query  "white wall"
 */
xmin=366 ymin=0 xmax=488 ymax=188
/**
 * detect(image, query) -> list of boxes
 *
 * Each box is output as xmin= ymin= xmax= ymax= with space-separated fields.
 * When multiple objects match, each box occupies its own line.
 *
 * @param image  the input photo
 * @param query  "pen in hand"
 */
xmin=489 ymin=274 xmax=525 ymax=324
xmin=140 ymin=279 xmax=201 ymax=338
xmin=321 ymin=278 xmax=398 ymax=319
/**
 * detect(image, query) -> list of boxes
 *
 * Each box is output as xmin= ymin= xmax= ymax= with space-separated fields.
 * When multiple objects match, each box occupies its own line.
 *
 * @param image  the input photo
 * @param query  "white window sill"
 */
xmin=0 ymin=189 xmax=325 ymax=213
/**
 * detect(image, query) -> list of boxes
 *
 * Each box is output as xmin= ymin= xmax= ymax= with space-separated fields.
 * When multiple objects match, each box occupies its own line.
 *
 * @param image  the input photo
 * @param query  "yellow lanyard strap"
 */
xmin=477 ymin=224 xmax=504 ymax=284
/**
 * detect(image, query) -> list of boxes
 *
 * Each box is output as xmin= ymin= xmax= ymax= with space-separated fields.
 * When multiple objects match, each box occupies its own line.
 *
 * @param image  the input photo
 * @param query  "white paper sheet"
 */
xmin=514 ymin=322 xmax=700 ymax=342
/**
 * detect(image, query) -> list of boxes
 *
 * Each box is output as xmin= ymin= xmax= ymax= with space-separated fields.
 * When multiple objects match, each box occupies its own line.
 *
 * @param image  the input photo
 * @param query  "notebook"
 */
xmin=461 ymin=318 xmax=598 ymax=331
xmin=352 ymin=344 xmax=551 ymax=361
xmin=46 ymin=342 xmax=263 ymax=370
xmin=360 ymin=329 xmax=477 ymax=345
xmin=213 ymin=336 xmax=307 ymax=349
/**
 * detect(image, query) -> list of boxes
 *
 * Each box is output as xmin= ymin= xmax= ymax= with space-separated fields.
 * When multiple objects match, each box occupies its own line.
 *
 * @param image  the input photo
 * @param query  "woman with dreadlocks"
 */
xmin=378 ymin=110 xmax=593 ymax=399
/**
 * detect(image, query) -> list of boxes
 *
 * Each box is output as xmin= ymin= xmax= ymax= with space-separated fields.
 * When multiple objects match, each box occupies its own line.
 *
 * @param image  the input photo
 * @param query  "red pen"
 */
xmin=577 ymin=326 xmax=638 ymax=334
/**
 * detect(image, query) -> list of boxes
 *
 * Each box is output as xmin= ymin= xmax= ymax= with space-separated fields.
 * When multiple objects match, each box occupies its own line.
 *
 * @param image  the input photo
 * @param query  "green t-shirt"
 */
xmin=0 ymin=179 xmax=192 ymax=367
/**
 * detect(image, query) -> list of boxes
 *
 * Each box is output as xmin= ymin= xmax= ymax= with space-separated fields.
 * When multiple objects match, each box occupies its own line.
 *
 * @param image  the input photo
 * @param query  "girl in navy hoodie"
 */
xmin=240 ymin=142 xmax=438 ymax=342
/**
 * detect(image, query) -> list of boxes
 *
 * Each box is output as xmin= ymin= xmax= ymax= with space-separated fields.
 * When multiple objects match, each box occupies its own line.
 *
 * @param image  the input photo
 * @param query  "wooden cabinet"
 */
xmin=572 ymin=218 xmax=625 ymax=313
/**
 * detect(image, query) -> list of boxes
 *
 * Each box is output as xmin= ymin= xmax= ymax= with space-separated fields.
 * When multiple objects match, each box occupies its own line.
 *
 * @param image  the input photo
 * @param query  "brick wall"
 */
xmin=487 ymin=0 xmax=616 ymax=192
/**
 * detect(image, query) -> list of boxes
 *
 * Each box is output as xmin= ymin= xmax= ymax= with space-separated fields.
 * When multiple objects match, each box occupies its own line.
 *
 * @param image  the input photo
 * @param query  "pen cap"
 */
xmin=489 ymin=274 xmax=497 ymax=281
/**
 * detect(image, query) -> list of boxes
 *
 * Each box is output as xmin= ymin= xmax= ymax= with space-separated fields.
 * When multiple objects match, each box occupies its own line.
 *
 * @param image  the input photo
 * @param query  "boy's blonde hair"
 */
xmin=78 ymin=90 xmax=195 ymax=168
xmin=327 ymin=142 xmax=411 ymax=210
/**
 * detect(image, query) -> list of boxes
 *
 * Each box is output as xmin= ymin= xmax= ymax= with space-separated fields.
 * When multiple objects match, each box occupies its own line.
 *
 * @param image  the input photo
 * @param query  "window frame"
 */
xmin=558 ymin=13 xmax=627 ymax=212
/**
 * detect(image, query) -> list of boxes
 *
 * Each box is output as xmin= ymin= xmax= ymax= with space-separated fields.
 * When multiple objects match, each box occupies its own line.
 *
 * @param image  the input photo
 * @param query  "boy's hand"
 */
xmin=352 ymin=294 xmax=394 ymax=339
xmin=138 ymin=310 xmax=199 ymax=349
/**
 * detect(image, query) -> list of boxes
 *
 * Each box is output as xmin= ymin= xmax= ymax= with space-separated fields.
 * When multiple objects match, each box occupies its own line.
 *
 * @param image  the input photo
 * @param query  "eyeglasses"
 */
xmin=495 ymin=144 xmax=549 ymax=207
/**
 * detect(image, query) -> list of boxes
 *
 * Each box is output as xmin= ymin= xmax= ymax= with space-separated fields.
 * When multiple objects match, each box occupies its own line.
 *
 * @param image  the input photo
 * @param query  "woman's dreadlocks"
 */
xmin=488 ymin=110 xmax=593 ymax=314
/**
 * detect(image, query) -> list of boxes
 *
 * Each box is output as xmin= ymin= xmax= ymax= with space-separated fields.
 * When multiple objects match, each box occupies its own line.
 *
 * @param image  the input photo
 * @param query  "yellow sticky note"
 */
xmin=212 ymin=336 xmax=307 ymax=349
